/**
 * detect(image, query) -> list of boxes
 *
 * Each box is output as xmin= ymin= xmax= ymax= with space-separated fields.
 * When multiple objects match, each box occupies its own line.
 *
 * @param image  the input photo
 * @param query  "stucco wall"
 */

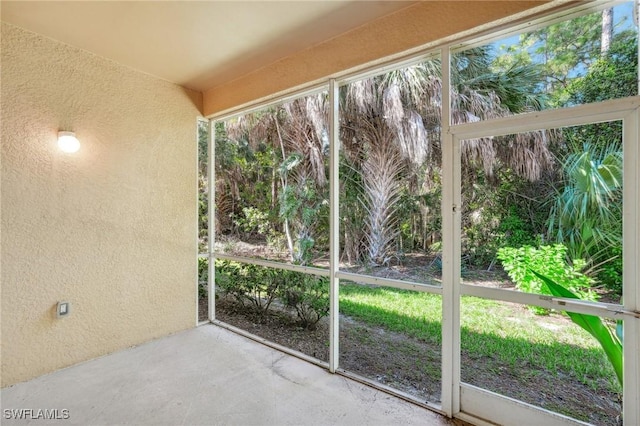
xmin=203 ymin=0 xmax=553 ymax=116
xmin=1 ymin=23 xmax=202 ymax=386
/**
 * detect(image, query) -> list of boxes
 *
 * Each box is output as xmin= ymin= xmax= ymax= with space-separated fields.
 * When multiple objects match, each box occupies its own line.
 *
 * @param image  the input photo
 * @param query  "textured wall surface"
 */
xmin=203 ymin=0 xmax=550 ymax=116
xmin=1 ymin=23 xmax=202 ymax=386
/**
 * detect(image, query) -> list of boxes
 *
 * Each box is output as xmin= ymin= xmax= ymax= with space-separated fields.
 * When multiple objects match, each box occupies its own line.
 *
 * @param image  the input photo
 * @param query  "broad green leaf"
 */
xmin=532 ymin=270 xmax=623 ymax=386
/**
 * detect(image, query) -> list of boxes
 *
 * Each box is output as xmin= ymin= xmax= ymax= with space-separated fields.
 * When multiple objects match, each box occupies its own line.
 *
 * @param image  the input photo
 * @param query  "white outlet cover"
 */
xmin=56 ymin=301 xmax=70 ymax=318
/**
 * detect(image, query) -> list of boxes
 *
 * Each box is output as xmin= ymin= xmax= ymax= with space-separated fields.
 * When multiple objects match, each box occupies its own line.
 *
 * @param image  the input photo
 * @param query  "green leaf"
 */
xmin=532 ymin=270 xmax=623 ymax=386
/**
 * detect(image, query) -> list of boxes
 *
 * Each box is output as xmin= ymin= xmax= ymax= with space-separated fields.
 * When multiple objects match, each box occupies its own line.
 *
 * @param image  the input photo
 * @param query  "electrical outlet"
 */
xmin=56 ymin=301 xmax=71 ymax=318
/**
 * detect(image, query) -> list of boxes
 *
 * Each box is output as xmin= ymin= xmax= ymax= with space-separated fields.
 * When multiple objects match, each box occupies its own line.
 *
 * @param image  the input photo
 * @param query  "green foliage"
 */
xmin=215 ymin=260 xmax=280 ymax=313
xmin=461 ymin=169 xmax=540 ymax=266
xmin=278 ymin=156 xmax=328 ymax=264
xmin=565 ymin=32 xmax=637 ymax=105
xmin=198 ymin=175 xmax=209 ymax=253
xmin=497 ymin=244 xmax=596 ymax=313
xmin=597 ymin=244 xmax=623 ymax=294
xmin=543 ymin=33 xmax=632 ymax=294
xmin=280 ymin=271 xmax=329 ymax=329
xmin=338 ymin=156 xmax=367 ymax=264
xmin=215 ymin=260 xmax=329 ymax=328
xmin=497 ymin=207 xmax=537 ymax=248
xmin=532 ymin=270 xmax=622 ymax=386
xmin=198 ymin=257 xmax=208 ymax=299
xmin=197 ymin=120 xmax=209 ymax=173
xmin=494 ymin=11 xmax=602 ymax=108
xmin=547 ymin=142 xmax=622 ymax=286
xmin=234 ymin=207 xmax=271 ymax=236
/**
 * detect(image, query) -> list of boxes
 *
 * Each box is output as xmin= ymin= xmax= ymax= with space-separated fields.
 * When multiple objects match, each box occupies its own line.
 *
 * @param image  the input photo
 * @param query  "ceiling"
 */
xmin=1 ymin=1 xmax=416 ymax=92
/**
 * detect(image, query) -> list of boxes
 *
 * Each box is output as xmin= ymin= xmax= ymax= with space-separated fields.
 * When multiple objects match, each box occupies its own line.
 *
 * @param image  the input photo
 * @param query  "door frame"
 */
xmin=442 ymin=97 xmax=640 ymax=426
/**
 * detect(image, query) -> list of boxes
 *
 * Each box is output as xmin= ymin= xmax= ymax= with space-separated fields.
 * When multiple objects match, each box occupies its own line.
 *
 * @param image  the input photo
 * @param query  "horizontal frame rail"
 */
xmin=461 ymin=284 xmax=629 ymax=320
xmin=459 ymin=383 xmax=592 ymax=426
xmin=337 ymin=271 xmax=443 ymax=294
xmin=214 ymin=252 xmax=330 ymax=277
xmin=450 ymin=97 xmax=640 ymax=139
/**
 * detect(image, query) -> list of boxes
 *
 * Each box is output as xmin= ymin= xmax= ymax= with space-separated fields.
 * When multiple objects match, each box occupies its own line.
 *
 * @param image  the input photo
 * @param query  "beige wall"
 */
xmin=1 ymin=23 xmax=202 ymax=386
xmin=203 ymin=0 xmax=552 ymax=116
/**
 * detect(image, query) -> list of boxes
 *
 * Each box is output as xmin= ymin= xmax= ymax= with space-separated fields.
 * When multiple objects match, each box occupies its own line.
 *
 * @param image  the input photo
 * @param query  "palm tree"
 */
xmin=547 ymin=141 xmax=622 ymax=267
xmin=339 ymin=47 xmax=551 ymax=265
xmin=220 ymin=47 xmax=552 ymax=267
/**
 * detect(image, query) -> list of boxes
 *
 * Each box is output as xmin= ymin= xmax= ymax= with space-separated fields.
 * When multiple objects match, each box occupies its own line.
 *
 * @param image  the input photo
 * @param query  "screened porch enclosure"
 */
xmin=198 ymin=3 xmax=640 ymax=426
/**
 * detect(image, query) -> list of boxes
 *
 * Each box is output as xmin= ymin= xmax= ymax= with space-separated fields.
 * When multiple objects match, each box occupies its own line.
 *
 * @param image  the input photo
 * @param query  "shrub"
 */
xmin=497 ymin=244 xmax=597 ymax=313
xmin=280 ymin=271 xmax=329 ymax=329
xmin=497 ymin=207 xmax=536 ymax=248
xmin=234 ymin=206 xmax=271 ymax=237
xmin=215 ymin=260 xmax=280 ymax=313
xmin=215 ymin=260 xmax=330 ymax=328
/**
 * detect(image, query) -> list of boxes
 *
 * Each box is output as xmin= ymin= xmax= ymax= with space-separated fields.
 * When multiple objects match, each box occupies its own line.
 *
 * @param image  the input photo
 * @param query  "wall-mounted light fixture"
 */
xmin=58 ymin=131 xmax=80 ymax=153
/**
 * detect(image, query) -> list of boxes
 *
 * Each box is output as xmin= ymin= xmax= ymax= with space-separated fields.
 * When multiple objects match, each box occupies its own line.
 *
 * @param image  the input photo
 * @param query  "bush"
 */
xmin=597 ymin=244 xmax=622 ymax=295
xmin=280 ymin=271 xmax=329 ymax=329
xmin=497 ymin=207 xmax=537 ymax=248
xmin=234 ymin=206 xmax=271 ymax=237
xmin=215 ymin=260 xmax=280 ymax=313
xmin=215 ymin=260 xmax=330 ymax=328
xmin=497 ymin=244 xmax=597 ymax=314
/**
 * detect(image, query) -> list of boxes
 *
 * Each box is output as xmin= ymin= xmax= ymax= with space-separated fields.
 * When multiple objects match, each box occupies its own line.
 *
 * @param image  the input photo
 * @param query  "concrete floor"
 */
xmin=2 ymin=324 xmax=459 ymax=426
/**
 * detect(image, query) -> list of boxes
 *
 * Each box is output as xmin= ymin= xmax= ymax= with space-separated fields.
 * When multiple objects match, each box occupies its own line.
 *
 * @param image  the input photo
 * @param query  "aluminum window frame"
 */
xmin=199 ymin=2 xmax=640 ymax=424
xmin=447 ymin=97 xmax=640 ymax=425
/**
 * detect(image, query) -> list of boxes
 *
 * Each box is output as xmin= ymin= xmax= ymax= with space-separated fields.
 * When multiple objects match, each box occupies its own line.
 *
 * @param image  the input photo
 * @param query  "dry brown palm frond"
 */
xmin=461 ymin=137 xmax=497 ymax=178
xmin=223 ymin=115 xmax=247 ymax=142
xmin=421 ymin=74 xmax=442 ymax=110
xmin=306 ymin=94 xmax=328 ymax=147
xmin=383 ymin=83 xmax=405 ymax=125
xmin=339 ymin=58 xmax=555 ymax=263
xmin=214 ymin=178 xmax=237 ymax=233
xmin=279 ymin=97 xmax=328 ymax=187
xmin=498 ymin=131 xmax=553 ymax=182
xmin=451 ymin=86 xmax=553 ymax=181
xmin=397 ymin=110 xmax=429 ymax=166
xmin=401 ymin=66 xmax=428 ymax=108
xmin=347 ymin=78 xmax=377 ymax=115
xmin=451 ymin=89 xmax=508 ymax=124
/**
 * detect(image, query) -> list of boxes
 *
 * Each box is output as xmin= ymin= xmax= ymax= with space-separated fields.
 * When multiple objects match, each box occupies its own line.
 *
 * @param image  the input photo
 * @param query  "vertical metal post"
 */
xmin=440 ymin=45 xmax=461 ymax=417
xmin=623 ymin=109 xmax=639 ymax=426
xmin=196 ymin=122 xmax=202 ymax=326
xmin=208 ymin=119 xmax=216 ymax=322
xmin=329 ymin=79 xmax=340 ymax=373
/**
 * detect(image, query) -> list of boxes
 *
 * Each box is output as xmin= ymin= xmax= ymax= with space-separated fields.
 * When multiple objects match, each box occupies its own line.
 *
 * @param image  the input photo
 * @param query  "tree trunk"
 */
xmin=274 ymin=117 xmax=295 ymax=261
xmin=601 ymin=8 xmax=613 ymax=55
xmin=271 ymin=165 xmax=278 ymax=210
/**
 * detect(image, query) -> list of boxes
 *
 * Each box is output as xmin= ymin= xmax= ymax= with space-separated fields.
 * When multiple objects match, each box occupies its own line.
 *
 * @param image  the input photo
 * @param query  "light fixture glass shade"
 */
xmin=58 ymin=131 xmax=80 ymax=153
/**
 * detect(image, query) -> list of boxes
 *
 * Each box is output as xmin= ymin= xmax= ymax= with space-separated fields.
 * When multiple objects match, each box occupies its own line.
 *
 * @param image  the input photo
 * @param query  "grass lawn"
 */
xmin=339 ymin=282 xmax=620 ymax=394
